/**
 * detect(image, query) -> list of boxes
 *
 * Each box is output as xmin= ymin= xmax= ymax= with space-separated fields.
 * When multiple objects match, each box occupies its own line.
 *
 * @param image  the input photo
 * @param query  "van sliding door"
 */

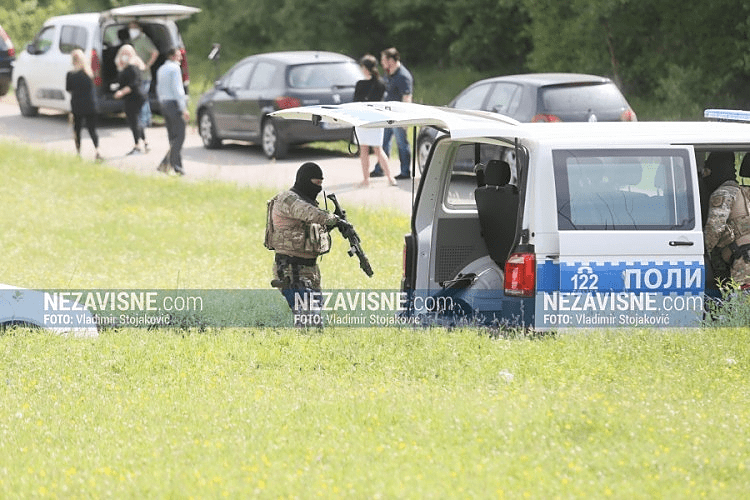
xmin=539 ymin=147 xmax=704 ymax=328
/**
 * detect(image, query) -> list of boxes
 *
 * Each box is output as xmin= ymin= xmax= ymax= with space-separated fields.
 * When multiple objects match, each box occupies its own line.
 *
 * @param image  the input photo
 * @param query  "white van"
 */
xmin=13 ymin=3 xmax=199 ymax=116
xmin=274 ymin=102 xmax=750 ymax=329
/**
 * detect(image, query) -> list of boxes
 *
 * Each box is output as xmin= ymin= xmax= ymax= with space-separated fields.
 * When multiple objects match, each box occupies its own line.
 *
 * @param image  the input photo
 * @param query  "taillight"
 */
xmin=620 ymin=108 xmax=637 ymax=121
xmin=0 ymin=27 xmax=12 ymax=57
xmin=531 ymin=114 xmax=562 ymax=123
xmin=179 ymin=48 xmax=189 ymax=84
xmin=275 ymin=96 xmax=302 ymax=110
xmin=504 ymin=253 xmax=535 ymax=297
xmin=91 ymin=49 xmax=102 ymax=87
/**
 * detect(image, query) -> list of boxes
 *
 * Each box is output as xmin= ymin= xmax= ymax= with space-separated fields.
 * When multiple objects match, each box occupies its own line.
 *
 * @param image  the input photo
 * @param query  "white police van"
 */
xmin=273 ymin=103 xmax=750 ymax=329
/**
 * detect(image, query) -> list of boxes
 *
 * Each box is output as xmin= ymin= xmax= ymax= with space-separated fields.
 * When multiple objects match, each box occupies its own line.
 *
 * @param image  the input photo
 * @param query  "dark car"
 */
xmin=0 ymin=25 xmax=15 ymax=96
xmin=197 ymin=51 xmax=361 ymax=159
xmin=417 ymin=73 xmax=637 ymax=170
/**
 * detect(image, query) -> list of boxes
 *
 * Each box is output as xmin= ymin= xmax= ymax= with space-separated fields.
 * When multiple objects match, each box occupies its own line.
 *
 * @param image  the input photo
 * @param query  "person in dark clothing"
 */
xmin=113 ymin=44 xmax=148 ymax=155
xmin=370 ymin=47 xmax=414 ymax=179
xmin=353 ymin=54 xmax=395 ymax=187
xmin=65 ymin=49 xmax=101 ymax=161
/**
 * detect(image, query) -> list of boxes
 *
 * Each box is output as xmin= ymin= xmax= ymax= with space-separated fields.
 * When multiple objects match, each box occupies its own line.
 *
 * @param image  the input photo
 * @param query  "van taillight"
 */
xmin=531 ymin=114 xmax=562 ymax=123
xmin=180 ymin=48 xmax=189 ymax=84
xmin=504 ymin=253 xmax=535 ymax=297
xmin=91 ymin=49 xmax=102 ymax=87
xmin=275 ymin=96 xmax=302 ymax=109
xmin=621 ymin=108 xmax=637 ymax=121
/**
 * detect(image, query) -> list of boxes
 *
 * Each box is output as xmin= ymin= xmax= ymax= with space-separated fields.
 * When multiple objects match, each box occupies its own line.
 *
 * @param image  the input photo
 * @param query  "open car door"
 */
xmin=272 ymin=101 xmax=520 ymax=141
xmin=101 ymin=3 xmax=201 ymax=22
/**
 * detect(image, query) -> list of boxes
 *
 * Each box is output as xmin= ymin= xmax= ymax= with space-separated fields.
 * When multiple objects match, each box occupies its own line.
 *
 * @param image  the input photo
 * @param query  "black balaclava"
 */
xmin=291 ymin=162 xmax=324 ymax=204
xmin=704 ymin=152 xmax=736 ymax=194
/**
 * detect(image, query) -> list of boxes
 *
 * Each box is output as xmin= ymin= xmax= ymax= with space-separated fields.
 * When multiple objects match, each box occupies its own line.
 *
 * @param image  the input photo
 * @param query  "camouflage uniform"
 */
xmin=265 ymin=188 xmax=337 ymax=323
xmin=704 ymin=180 xmax=750 ymax=286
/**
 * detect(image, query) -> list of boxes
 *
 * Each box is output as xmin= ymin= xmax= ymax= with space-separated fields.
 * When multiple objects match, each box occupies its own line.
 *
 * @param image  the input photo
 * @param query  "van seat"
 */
xmin=474 ymin=160 xmax=519 ymax=267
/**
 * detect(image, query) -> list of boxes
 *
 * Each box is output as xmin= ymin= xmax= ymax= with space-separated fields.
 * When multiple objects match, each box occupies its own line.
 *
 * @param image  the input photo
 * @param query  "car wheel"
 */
xmin=198 ymin=110 xmax=222 ymax=149
xmin=261 ymin=118 xmax=288 ymax=159
xmin=16 ymin=80 xmax=38 ymax=117
xmin=417 ymin=133 xmax=434 ymax=173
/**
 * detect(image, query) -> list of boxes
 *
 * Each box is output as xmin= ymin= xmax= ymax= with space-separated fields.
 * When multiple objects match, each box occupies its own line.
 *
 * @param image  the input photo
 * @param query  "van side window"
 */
xmin=444 ymin=143 xmax=507 ymax=207
xmin=59 ymin=25 xmax=87 ymax=54
xmin=554 ymin=149 xmax=694 ymax=230
xmin=31 ymin=26 xmax=55 ymax=55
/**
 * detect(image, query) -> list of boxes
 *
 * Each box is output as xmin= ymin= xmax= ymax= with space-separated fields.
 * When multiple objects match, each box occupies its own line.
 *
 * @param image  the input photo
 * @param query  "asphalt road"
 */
xmin=0 ymin=95 xmax=416 ymax=213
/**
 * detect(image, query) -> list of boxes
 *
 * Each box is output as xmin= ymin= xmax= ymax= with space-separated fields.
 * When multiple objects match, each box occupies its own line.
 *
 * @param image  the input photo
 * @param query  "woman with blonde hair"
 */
xmin=113 ymin=44 xmax=148 ymax=154
xmin=65 ymin=48 xmax=101 ymax=160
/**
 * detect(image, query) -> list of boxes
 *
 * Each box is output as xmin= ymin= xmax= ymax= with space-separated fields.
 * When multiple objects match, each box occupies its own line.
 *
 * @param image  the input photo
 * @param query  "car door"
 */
xmin=543 ymin=147 xmax=705 ymax=328
xmin=210 ymin=60 xmax=255 ymax=136
xmin=102 ymin=4 xmax=201 ymax=22
xmin=239 ymin=60 xmax=278 ymax=138
xmin=20 ymin=25 xmax=59 ymax=107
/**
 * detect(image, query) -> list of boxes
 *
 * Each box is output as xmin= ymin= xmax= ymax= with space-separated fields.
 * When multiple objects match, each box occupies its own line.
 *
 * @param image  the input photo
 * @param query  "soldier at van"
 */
xmin=703 ymin=151 xmax=750 ymax=288
xmin=264 ymin=162 xmax=348 ymax=324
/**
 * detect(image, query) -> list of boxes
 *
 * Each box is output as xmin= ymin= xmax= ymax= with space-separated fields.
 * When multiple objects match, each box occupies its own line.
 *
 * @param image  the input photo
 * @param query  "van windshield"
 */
xmin=554 ymin=149 xmax=695 ymax=230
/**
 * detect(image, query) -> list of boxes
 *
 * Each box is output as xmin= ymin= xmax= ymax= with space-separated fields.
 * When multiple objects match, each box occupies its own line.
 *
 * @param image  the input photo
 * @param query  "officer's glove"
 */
xmin=335 ymin=217 xmax=354 ymax=237
xmin=717 ymin=227 xmax=736 ymax=248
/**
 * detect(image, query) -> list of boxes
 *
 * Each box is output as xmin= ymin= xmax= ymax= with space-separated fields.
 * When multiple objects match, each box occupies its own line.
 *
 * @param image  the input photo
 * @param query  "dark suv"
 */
xmin=0 ymin=25 xmax=14 ymax=96
xmin=197 ymin=51 xmax=362 ymax=159
xmin=417 ymin=73 xmax=637 ymax=170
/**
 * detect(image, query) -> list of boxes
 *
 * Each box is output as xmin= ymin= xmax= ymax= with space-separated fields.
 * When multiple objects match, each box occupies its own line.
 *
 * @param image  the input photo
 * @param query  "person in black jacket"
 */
xmin=113 ymin=44 xmax=149 ymax=155
xmin=65 ymin=49 xmax=101 ymax=161
xmin=353 ymin=54 xmax=396 ymax=187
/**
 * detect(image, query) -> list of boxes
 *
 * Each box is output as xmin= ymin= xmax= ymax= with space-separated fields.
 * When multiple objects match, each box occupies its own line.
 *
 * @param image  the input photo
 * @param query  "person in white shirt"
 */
xmin=156 ymin=48 xmax=189 ymax=175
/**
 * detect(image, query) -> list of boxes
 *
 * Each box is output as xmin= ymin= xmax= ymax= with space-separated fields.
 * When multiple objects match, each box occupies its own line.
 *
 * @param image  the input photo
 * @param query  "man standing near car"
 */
xmin=156 ymin=48 xmax=189 ymax=175
xmin=128 ymin=21 xmax=159 ymax=130
xmin=370 ymin=47 xmax=413 ymax=180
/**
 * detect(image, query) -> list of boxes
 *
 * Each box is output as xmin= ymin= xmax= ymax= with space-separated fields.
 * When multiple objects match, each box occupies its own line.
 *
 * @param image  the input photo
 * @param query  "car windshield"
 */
xmin=554 ymin=149 xmax=695 ymax=230
xmin=287 ymin=62 xmax=360 ymax=89
xmin=540 ymin=82 xmax=627 ymax=116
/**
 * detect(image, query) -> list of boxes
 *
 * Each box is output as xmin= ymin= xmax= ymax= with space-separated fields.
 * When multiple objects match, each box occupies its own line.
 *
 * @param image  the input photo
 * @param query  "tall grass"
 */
xmin=1 ymin=328 xmax=748 ymax=497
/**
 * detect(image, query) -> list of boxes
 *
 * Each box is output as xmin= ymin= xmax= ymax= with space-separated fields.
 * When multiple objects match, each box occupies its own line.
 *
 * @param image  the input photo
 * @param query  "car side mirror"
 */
xmin=25 ymin=43 xmax=37 ymax=55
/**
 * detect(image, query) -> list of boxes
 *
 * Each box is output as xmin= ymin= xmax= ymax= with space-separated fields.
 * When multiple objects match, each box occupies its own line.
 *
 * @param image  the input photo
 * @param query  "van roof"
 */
xmin=513 ymin=121 xmax=750 ymax=149
xmin=44 ymin=13 xmax=100 ymax=27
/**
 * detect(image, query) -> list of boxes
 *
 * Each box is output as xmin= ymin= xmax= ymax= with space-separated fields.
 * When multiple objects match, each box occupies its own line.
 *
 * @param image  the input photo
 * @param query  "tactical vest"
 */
xmin=727 ymin=186 xmax=750 ymax=242
xmin=264 ymin=195 xmax=331 ymax=257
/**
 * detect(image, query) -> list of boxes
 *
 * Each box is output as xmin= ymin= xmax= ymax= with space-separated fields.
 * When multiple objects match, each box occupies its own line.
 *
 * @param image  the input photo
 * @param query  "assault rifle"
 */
xmin=327 ymin=193 xmax=374 ymax=277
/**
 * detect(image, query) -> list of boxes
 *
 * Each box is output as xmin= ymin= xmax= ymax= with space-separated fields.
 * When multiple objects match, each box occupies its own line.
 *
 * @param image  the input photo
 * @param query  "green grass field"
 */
xmin=1 ymin=142 xmax=749 ymax=498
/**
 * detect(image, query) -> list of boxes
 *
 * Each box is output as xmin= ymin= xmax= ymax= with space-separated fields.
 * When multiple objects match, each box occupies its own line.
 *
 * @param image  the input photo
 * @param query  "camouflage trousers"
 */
xmin=272 ymin=253 xmax=323 ymax=327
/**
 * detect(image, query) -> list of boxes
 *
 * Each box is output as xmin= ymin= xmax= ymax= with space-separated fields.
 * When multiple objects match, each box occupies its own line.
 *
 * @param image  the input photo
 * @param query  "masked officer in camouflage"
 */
xmin=265 ymin=162 xmax=349 ymax=322
xmin=703 ymin=152 xmax=750 ymax=288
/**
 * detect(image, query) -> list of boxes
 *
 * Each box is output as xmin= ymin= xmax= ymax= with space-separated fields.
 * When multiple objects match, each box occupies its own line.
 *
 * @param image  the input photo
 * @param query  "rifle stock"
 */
xmin=326 ymin=194 xmax=374 ymax=277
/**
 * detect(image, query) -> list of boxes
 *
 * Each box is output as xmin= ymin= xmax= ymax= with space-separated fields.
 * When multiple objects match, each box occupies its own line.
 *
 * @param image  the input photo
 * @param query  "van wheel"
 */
xmin=16 ymin=80 xmax=38 ymax=117
xmin=198 ymin=110 xmax=222 ymax=149
xmin=261 ymin=118 xmax=288 ymax=159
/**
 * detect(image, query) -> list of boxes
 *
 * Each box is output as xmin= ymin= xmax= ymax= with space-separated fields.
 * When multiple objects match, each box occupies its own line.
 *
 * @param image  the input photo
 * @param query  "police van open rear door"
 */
xmin=539 ymin=147 xmax=705 ymax=329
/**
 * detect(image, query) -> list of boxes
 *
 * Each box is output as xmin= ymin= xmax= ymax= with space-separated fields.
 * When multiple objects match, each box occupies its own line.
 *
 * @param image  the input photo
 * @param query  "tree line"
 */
xmin=4 ymin=0 xmax=750 ymax=117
